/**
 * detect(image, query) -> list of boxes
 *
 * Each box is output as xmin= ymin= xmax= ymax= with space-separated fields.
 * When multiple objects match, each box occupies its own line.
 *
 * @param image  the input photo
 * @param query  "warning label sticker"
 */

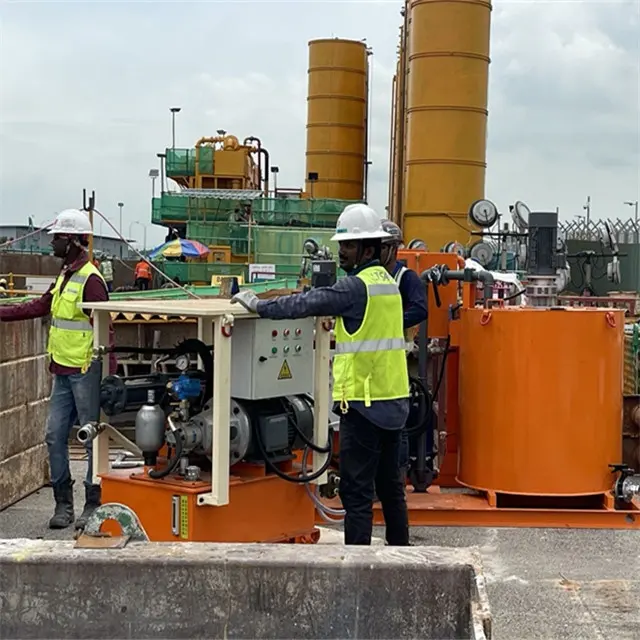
xmin=278 ymin=359 xmax=292 ymax=380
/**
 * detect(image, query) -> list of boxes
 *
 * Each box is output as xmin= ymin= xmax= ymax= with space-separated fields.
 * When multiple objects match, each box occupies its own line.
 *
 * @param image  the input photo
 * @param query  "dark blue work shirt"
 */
xmin=256 ymin=260 xmax=410 ymax=430
xmin=391 ymin=261 xmax=428 ymax=329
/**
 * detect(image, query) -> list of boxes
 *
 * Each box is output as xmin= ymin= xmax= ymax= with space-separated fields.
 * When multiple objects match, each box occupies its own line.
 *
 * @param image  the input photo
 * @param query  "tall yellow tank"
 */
xmin=305 ymin=39 xmax=369 ymax=201
xmin=403 ymin=0 xmax=492 ymax=250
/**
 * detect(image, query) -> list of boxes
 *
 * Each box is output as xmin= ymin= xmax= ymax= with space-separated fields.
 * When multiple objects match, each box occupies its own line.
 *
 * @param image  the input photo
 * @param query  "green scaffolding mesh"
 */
xmin=152 ymin=194 xmax=354 ymax=228
xmin=165 ymin=149 xmax=195 ymax=177
xmin=165 ymin=148 xmax=215 ymax=177
xmin=186 ymin=222 xmax=339 ymax=265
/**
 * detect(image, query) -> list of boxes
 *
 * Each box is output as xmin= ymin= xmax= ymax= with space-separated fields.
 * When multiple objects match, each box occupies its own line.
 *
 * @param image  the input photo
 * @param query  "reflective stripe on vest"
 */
xmin=332 ymin=264 xmax=410 ymax=411
xmin=47 ymin=261 xmax=106 ymax=371
xmin=394 ymin=265 xmax=408 ymax=286
xmin=101 ymin=261 xmax=113 ymax=280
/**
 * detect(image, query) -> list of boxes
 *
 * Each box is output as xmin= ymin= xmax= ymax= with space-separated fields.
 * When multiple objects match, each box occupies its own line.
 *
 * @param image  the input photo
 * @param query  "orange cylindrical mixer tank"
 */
xmin=457 ymin=307 xmax=624 ymax=496
xmin=305 ymin=38 xmax=368 ymax=200
xmin=403 ymin=0 xmax=492 ymax=251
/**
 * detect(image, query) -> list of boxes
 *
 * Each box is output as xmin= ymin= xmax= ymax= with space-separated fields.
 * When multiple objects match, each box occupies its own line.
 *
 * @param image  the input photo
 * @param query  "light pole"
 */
xmin=117 ymin=202 xmax=124 ymax=258
xmin=157 ymin=153 xmax=166 ymax=194
xmin=625 ymin=201 xmax=639 ymax=286
xmin=624 ymin=200 xmax=639 ymax=227
xmin=129 ymin=221 xmax=147 ymax=252
xmin=583 ymin=195 xmax=591 ymax=230
xmin=149 ymin=168 xmax=159 ymax=199
xmin=170 ymin=107 xmax=181 ymax=149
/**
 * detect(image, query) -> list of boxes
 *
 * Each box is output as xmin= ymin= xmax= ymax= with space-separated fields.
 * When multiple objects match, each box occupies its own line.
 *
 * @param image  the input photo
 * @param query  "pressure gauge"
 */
xmin=175 ymin=354 xmax=190 ymax=372
xmin=407 ymin=238 xmax=427 ymax=251
xmin=512 ymin=201 xmax=530 ymax=230
xmin=443 ymin=241 xmax=466 ymax=257
xmin=303 ymin=238 xmax=319 ymax=256
xmin=469 ymin=241 xmax=495 ymax=267
xmin=468 ymin=199 xmax=499 ymax=229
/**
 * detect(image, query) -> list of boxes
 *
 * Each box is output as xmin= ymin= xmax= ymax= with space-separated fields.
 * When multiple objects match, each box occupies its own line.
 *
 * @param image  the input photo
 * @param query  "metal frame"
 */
xmin=87 ymin=298 xmax=331 ymax=508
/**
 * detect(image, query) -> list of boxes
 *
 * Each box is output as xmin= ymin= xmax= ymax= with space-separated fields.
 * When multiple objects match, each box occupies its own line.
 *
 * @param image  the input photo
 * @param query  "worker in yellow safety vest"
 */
xmin=231 ymin=203 xmax=411 ymax=546
xmin=0 ymin=209 xmax=114 ymax=531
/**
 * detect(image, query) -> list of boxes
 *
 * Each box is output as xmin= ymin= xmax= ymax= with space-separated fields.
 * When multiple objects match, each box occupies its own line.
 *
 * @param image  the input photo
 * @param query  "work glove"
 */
xmin=230 ymin=289 xmax=259 ymax=313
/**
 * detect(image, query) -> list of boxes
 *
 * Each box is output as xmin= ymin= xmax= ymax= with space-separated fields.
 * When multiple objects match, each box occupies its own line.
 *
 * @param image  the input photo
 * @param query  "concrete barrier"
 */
xmin=0 ymin=539 xmax=491 ymax=639
xmin=0 ymin=319 xmax=51 ymax=510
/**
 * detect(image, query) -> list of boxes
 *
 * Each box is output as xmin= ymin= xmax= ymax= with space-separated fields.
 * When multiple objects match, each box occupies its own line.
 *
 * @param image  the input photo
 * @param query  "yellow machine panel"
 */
xmin=305 ymin=38 xmax=369 ymax=201
xmin=403 ymin=0 xmax=492 ymax=250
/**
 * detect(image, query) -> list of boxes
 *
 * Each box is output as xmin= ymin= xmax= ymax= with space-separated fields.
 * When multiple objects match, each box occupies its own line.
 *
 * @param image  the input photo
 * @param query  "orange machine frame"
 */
xmin=325 ymin=251 xmax=640 ymax=529
xmin=100 ymin=460 xmax=320 ymax=544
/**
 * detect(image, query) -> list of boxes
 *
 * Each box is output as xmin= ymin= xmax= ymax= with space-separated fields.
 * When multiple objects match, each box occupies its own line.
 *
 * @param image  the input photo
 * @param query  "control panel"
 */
xmin=230 ymin=318 xmax=315 ymax=400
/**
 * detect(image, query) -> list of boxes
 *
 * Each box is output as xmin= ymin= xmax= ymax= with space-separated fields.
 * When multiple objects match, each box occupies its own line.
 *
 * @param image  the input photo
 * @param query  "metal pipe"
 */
xmin=389 ymin=73 xmax=398 ymax=218
xmin=363 ymin=47 xmax=372 ymax=202
xmin=259 ymin=148 xmax=270 ymax=196
xmin=77 ymin=422 xmax=109 ymax=445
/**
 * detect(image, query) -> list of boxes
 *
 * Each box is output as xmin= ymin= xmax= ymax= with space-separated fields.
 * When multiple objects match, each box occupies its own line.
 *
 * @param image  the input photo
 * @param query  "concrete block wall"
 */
xmin=0 ymin=318 xmax=51 ymax=511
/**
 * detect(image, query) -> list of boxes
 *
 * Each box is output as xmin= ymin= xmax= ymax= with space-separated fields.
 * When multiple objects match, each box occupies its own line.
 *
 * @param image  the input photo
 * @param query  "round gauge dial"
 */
xmin=512 ymin=201 xmax=531 ymax=230
xmin=407 ymin=238 xmax=427 ymax=251
xmin=469 ymin=241 xmax=495 ymax=267
xmin=469 ymin=199 xmax=499 ymax=228
xmin=175 ymin=354 xmax=190 ymax=372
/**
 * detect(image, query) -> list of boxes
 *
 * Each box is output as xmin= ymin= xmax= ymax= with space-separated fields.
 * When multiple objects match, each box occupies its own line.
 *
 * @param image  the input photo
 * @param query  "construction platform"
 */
xmin=1 ymin=462 xmax=639 ymax=639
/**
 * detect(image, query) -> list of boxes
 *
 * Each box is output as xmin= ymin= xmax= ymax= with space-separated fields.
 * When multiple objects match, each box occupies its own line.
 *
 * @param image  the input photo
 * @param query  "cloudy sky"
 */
xmin=1 ymin=0 xmax=638 ymax=248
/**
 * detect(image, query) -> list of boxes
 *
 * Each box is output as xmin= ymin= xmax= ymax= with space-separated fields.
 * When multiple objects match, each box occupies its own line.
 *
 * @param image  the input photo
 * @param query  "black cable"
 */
xmin=277 ymin=397 xmax=331 ymax=454
xmin=148 ymin=430 xmax=183 ymax=479
xmin=432 ymin=335 xmax=451 ymax=399
xmin=253 ymin=419 xmax=334 ymax=483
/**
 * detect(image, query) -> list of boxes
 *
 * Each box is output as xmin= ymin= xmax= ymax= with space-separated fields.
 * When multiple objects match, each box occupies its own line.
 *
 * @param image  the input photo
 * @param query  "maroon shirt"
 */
xmin=0 ymin=252 xmax=117 ymax=375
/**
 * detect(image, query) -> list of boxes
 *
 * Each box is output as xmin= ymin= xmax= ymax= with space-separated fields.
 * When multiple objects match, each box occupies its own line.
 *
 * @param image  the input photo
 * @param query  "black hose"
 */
xmin=148 ymin=429 xmax=183 ymax=479
xmin=404 ymin=376 xmax=432 ymax=438
xmin=278 ymin=397 xmax=331 ymax=454
xmin=432 ymin=335 xmax=451 ymax=399
xmin=254 ymin=420 xmax=335 ymax=483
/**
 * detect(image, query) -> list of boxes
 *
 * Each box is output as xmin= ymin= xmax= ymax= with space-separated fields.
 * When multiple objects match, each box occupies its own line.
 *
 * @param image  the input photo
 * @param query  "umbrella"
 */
xmin=148 ymin=238 xmax=210 ymax=259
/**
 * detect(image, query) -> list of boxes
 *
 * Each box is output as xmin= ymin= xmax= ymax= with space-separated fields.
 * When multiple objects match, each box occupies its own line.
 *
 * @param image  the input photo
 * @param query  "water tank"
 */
xmin=458 ymin=307 xmax=624 ymax=496
xmin=305 ymin=39 xmax=368 ymax=201
xmin=403 ymin=0 xmax=492 ymax=251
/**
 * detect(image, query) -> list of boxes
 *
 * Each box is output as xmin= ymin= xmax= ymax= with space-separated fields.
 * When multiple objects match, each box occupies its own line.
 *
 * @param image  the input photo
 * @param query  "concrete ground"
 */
xmin=1 ymin=461 xmax=638 ymax=640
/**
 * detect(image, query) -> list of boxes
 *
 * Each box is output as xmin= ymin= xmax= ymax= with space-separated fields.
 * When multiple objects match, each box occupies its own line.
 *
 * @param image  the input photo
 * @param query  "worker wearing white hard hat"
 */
xmin=379 ymin=220 xmax=428 ymax=485
xmin=232 ymin=202 xmax=411 ymax=546
xmin=0 ymin=207 xmax=113 ymax=531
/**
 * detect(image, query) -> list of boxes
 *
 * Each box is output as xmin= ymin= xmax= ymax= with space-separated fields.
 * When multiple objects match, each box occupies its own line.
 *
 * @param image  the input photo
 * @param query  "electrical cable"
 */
xmin=253 ymin=416 xmax=334 ymax=484
xmin=92 ymin=207 xmax=202 ymax=299
xmin=148 ymin=417 xmax=183 ymax=479
xmin=0 ymin=221 xmax=56 ymax=250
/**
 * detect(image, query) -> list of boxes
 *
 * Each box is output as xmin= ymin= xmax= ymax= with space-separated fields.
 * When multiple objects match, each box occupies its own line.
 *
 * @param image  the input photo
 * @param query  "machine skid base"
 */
xmin=323 ymin=486 xmax=640 ymax=529
xmin=100 ymin=467 xmax=319 ymax=543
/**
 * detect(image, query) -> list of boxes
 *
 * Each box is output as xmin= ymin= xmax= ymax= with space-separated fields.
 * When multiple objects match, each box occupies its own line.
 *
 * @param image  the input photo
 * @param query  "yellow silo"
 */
xmin=305 ymin=38 xmax=369 ymax=201
xmin=403 ymin=0 xmax=492 ymax=250
xmin=389 ymin=6 xmax=410 ymax=225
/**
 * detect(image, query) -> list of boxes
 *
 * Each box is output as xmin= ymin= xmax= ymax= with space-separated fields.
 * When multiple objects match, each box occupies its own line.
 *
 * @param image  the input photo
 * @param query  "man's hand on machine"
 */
xmin=230 ymin=289 xmax=259 ymax=313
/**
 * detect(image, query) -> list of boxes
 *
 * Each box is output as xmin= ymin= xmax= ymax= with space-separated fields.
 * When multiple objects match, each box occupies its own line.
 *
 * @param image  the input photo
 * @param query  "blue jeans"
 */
xmin=45 ymin=360 xmax=101 ymax=488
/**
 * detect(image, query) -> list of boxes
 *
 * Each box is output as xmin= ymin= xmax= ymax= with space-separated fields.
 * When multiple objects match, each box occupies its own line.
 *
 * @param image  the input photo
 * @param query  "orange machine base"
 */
xmin=323 ymin=486 xmax=640 ymax=529
xmin=100 ymin=466 xmax=319 ymax=543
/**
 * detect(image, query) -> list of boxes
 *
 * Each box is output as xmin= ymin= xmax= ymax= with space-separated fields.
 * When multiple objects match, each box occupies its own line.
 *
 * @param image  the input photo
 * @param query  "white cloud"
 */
xmin=0 ymin=0 xmax=638 ymax=250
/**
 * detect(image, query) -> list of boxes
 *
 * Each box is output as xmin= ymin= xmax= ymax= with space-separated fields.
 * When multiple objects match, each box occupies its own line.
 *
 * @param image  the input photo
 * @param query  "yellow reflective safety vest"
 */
xmin=332 ymin=264 xmax=410 ymax=412
xmin=47 ymin=261 xmax=106 ymax=371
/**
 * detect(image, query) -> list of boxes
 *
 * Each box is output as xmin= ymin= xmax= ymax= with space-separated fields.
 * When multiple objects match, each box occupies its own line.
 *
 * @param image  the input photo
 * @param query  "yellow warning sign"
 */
xmin=278 ymin=359 xmax=292 ymax=380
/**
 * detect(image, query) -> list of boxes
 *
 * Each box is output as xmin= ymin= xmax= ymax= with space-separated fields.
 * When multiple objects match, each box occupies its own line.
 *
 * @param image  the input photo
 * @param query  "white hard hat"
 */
xmin=48 ymin=209 xmax=93 ymax=236
xmin=330 ymin=203 xmax=391 ymax=242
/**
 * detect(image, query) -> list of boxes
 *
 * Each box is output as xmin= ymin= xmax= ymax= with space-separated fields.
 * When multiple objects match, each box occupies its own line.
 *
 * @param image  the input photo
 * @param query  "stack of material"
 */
xmin=0 ymin=317 xmax=51 ymax=510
